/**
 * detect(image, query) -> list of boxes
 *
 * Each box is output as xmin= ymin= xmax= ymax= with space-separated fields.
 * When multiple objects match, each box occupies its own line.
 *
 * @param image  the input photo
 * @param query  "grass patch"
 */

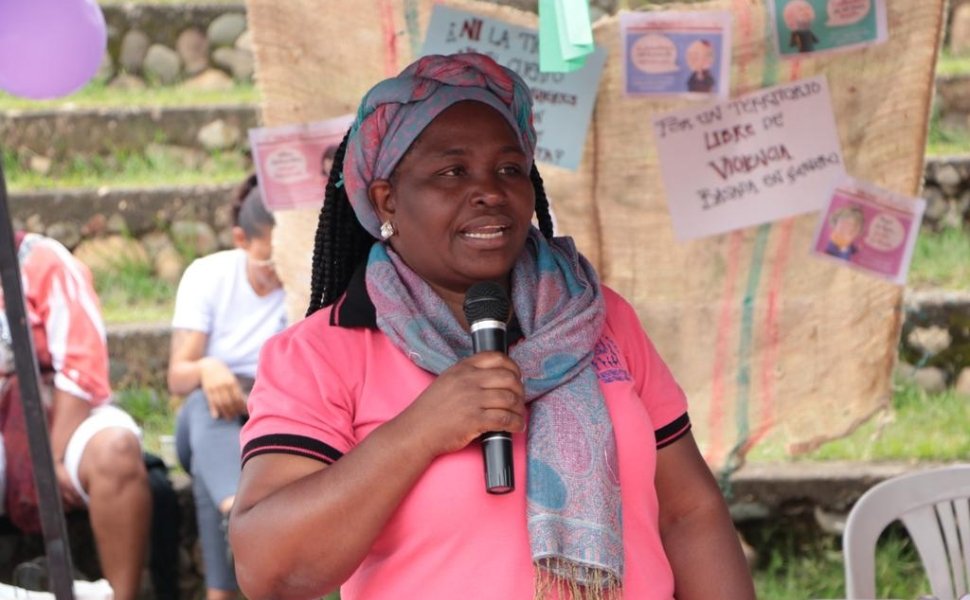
xmin=2 ymin=148 xmax=248 ymax=191
xmin=114 ymin=387 xmax=176 ymax=458
xmin=751 ymin=523 xmax=927 ymax=600
xmin=908 ymin=227 xmax=970 ymax=289
xmin=937 ymin=50 xmax=970 ymax=77
xmin=749 ymin=379 xmax=970 ymax=462
xmin=93 ymin=256 xmax=176 ymax=324
xmin=0 ymin=81 xmax=257 ymax=110
xmin=926 ymin=103 xmax=970 ymax=157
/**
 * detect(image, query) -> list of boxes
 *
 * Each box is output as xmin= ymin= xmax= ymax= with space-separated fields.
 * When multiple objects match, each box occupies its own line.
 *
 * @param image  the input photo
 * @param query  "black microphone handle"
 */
xmin=470 ymin=321 xmax=514 ymax=494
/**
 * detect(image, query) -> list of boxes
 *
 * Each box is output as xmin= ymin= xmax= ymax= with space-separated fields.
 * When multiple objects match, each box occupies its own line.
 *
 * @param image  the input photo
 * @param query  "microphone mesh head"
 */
xmin=463 ymin=281 xmax=511 ymax=323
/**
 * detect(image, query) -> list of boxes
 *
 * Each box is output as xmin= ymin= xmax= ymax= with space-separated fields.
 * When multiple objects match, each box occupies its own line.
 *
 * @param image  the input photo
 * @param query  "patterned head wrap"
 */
xmin=342 ymin=52 xmax=536 ymax=238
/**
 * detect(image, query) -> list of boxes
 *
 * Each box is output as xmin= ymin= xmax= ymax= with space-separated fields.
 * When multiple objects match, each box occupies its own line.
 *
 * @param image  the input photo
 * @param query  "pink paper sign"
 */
xmin=811 ymin=175 xmax=925 ymax=284
xmin=249 ymin=114 xmax=355 ymax=212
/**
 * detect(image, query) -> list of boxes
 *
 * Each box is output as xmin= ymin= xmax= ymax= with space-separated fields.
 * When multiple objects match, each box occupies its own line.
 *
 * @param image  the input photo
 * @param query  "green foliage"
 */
xmin=909 ymin=227 xmax=970 ymax=289
xmin=93 ymin=255 xmax=175 ymax=324
xmin=752 ymin=524 xmax=928 ymax=600
xmin=937 ymin=51 xmax=970 ymax=77
xmin=0 ymin=81 xmax=258 ymax=110
xmin=2 ymin=147 xmax=247 ymax=191
xmin=113 ymin=387 xmax=175 ymax=457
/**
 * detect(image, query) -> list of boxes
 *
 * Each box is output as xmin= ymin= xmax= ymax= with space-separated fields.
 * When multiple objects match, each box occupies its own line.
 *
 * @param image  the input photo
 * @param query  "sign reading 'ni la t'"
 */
xmin=422 ymin=5 xmax=606 ymax=171
xmin=653 ymin=75 xmax=845 ymax=240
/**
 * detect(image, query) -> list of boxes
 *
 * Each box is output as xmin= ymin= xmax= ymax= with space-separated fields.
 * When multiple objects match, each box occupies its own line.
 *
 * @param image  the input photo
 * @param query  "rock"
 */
xmin=217 ymin=228 xmax=234 ymax=249
xmin=155 ymin=245 xmax=187 ymax=284
xmin=813 ymin=506 xmax=846 ymax=535
xmin=106 ymin=213 xmax=129 ymax=235
xmin=82 ymin=214 xmax=108 ymax=237
xmin=934 ymin=163 xmax=963 ymax=195
xmin=956 ymin=368 xmax=970 ymax=397
xmin=119 ymin=30 xmax=150 ymax=73
xmin=176 ymin=28 xmax=210 ymax=76
xmin=108 ymin=73 xmax=146 ymax=91
xmin=45 ymin=221 xmax=82 ymax=249
xmin=895 ymin=361 xmax=916 ymax=380
xmin=25 ymin=215 xmax=44 ymax=233
xmin=181 ymin=69 xmax=234 ymax=92
xmin=913 ymin=367 xmax=948 ymax=394
xmin=921 ymin=185 xmax=948 ymax=226
xmin=906 ymin=325 xmax=952 ymax=356
xmin=73 ymin=235 xmax=150 ymax=274
xmin=197 ymin=119 xmax=242 ymax=151
xmin=207 ymin=13 xmax=247 ymax=47
xmin=951 ymin=2 xmax=970 ymax=55
xmin=235 ymin=30 xmax=253 ymax=52
xmin=212 ymin=47 xmax=254 ymax=81
xmin=140 ymin=231 xmax=175 ymax=260
xmin=28 ymin=155 xmax=52 ymax=175
xmin=170 ymin=221 xmax=218 ymax=257
xmin=144 ymin=44 xmax=182 ymax=85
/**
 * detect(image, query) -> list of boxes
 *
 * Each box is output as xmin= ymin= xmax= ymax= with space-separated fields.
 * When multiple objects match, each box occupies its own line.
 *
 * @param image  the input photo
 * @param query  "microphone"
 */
xmin=463 ymin=281 xmax=514 ymax=495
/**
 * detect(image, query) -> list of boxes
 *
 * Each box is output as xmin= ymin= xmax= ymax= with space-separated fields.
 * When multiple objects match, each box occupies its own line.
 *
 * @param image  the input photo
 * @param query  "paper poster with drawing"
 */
xmin=769 ymin=0 xmax=888 ymax=58
xmin=811 ymin=175 xmax=925 ymax=284
xmin=249 ymin=114 xmax=355 ymax=212
xmin=422 ymin=4 xmax=607 ymax=170
xmin=653 ymin=75 xmax=844 ymax=240
xmin=620 ymin=11 xmax=731 ymax=98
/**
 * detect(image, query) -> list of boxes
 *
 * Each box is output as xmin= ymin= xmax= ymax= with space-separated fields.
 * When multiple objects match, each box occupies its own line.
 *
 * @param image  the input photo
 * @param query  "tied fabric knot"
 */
xmin=366 ymin=228 xmax=624 ymax=594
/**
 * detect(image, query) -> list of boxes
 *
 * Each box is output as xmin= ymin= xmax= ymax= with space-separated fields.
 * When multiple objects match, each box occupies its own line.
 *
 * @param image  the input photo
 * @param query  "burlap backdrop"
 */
xmin=246 ymin=0 xmax=945 ymax=472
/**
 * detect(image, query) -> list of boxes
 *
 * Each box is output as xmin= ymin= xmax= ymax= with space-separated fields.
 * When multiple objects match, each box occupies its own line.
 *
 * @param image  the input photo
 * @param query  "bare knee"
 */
xmin=80 ymin=429 xmax=147 ymax=493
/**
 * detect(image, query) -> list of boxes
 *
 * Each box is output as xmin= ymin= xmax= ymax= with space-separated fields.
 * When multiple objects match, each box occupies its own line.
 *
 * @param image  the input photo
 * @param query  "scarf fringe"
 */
xmin=534 ymin=559 xmax=622 ymax=600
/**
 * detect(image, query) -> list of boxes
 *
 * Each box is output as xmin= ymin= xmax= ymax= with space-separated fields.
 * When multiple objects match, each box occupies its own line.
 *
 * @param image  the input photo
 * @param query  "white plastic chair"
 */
xmin=843 ymin=464 xmax=970 ymax=600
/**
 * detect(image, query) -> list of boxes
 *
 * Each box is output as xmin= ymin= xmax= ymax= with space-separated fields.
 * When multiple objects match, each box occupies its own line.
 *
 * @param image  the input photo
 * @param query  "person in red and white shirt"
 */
xmin=0 ymin=232 xmax=150 ymax=600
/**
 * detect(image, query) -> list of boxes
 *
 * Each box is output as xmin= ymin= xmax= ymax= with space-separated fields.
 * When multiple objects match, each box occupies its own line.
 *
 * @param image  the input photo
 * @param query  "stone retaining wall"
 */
xmin=101 ymin=4 xmax=251 ymax=89
xmin=0 ymin=105 xmax=258 ymax=162
xmin=899 ymin=290 xmax=970 ymax=394
xmin=921 ymin=156 xmax=970 ymax=230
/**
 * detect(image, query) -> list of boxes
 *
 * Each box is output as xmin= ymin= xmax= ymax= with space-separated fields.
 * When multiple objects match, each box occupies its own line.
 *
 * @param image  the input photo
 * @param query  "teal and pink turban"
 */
xmin=342 ymin=52 xmax=537 ymax=238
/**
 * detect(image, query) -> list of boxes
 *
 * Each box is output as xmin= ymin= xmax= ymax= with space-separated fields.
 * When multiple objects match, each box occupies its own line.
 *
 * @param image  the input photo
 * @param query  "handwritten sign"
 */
xmin=249 ymin=114 xmax=355 ymax=212
xmin=653 ymin=75 xmax=844 ymax=240
xmin=620 ymin=11 xmax=732 ymax=99
xmin=811 ymin=174 xmax=925 ymax=284
xmin=769 ymin=0 xmax=888 ymax=58
xmin=422 ymin=5 xmax=607 ymax=171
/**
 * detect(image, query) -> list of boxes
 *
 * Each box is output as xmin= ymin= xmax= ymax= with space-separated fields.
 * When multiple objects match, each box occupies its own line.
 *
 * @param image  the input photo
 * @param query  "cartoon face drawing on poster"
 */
xmin=783 ymin=0 xmax=819 ymax=53
xmin=824 ymin=204 xmax=865 ymax=261
xmin=685 ymin=40 xmax=715 ymax=93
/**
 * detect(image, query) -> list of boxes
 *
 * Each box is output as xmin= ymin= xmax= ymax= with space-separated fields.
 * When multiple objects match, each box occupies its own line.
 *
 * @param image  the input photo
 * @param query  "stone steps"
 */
xmin=8 ymin=183 xmax=237 ymax=248
xmin=1 ymin=104 xmax=259 ymax=161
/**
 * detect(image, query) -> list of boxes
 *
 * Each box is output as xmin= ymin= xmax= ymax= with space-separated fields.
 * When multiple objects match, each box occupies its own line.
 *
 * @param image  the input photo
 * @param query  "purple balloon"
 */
xmin=0 ymin=0 xmax=107 ymax=100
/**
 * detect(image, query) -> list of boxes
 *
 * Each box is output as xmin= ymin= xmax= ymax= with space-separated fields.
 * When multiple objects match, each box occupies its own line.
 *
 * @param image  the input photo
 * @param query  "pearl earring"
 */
xmin=380 ymin=221 xmax=396 ymax=240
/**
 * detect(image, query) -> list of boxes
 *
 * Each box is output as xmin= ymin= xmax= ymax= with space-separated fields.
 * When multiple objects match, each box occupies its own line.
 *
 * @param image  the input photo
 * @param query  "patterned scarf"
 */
xmin=367 ymin=230 xmax=622 ymax=595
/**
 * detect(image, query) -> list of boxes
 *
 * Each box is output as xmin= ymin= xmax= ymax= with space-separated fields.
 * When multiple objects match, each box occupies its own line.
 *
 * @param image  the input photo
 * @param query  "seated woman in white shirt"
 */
xmin=167 ymin=175 xmax=286 ymax=600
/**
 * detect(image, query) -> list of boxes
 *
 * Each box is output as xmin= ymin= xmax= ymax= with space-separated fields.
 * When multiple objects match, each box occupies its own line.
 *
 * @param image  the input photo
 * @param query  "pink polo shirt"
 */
xmin=241 ymin=283 xmax=690 ymax=599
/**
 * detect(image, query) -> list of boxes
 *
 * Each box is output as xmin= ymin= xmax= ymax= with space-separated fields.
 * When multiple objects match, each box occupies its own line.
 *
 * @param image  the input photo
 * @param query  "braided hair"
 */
xmin=305 ymin=131 xmax=556 ymax=317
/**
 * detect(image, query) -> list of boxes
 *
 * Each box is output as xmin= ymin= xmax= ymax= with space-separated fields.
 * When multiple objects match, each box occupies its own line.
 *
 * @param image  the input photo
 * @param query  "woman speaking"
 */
xmin=229 ymin=52 xmax=755 ymax=600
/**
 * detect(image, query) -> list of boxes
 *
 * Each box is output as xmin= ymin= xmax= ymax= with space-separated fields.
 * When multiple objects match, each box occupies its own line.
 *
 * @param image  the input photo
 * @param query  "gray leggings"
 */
xmin=175 ymin=388 xmax=244 ymax=591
